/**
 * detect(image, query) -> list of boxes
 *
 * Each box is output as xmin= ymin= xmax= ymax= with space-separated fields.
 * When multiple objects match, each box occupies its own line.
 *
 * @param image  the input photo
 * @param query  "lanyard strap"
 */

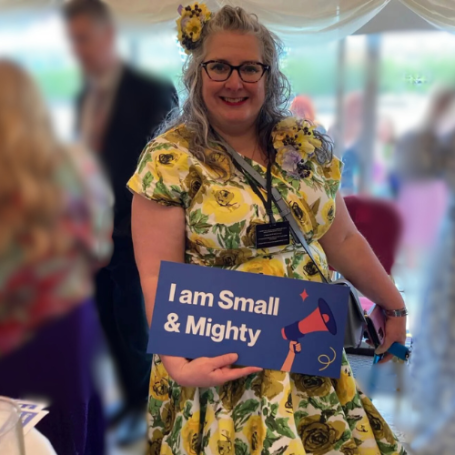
xmin=225 ymin=144 xmax=329 ymax=284
xmin=232 ymin=159 xmax=275 ymax=223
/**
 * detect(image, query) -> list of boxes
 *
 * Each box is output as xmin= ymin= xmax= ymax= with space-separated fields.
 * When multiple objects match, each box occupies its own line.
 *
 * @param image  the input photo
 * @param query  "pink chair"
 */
xmin=344 ymin=196 xmax=403 ymax=276
xmin=343 ymin=196 xmax=403 ymax=354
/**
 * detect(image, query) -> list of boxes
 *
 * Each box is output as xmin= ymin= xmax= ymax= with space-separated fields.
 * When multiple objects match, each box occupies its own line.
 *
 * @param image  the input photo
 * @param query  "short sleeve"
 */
xmin=322 ymin=155 xmax=344 ymax=200
xmin=127 ymin=137 xmax=192 ymax=207
xmin=307 ymin=154 xmax=344 ymax=239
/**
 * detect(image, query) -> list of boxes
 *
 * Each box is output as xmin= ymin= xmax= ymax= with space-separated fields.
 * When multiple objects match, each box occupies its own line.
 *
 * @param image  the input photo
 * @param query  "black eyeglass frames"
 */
xmin=201 ymin=60 xmax=270 ymax=83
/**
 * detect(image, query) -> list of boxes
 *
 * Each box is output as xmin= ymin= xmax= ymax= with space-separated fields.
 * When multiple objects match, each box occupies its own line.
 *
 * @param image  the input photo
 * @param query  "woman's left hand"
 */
xmin=375 ymin=316 xmax=407 ymax=363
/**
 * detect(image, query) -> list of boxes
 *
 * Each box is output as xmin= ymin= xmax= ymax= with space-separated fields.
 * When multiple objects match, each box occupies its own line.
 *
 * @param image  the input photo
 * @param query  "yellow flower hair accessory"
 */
xmin=177 ymin=3 xmax=212 ymax=54
xmin=271 ymin=118 xmax=322 ymax=179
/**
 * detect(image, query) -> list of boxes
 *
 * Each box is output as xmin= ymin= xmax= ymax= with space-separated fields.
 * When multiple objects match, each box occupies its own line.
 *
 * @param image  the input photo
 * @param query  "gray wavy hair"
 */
xmin=162 ymin=5 xmax=331 ymax=176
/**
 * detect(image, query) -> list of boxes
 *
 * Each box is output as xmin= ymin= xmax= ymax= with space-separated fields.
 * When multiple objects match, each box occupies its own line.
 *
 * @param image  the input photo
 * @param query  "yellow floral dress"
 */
xmin=127 ymin=122 xmax=406 ymax=455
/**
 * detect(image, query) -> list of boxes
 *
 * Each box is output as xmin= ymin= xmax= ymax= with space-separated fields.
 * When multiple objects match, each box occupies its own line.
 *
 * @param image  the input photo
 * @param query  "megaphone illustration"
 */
xmin=282 ymin=298 xmax=337 ymax=343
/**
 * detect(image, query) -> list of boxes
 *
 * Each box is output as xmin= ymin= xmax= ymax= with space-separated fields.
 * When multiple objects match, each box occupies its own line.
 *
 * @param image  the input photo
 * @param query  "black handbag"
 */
xmin=226 ymin=146 xmax=366 ymax=348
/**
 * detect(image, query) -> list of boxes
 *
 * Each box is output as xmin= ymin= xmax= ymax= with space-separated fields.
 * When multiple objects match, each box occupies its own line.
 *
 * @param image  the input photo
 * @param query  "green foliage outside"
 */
xmin=34 ymin=40 xmax=455 ymax=102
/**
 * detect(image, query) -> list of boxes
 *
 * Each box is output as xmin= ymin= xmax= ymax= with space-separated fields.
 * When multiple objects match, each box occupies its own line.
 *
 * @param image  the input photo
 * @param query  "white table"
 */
xmin=24 ymin=429 xmax=57 ymax=455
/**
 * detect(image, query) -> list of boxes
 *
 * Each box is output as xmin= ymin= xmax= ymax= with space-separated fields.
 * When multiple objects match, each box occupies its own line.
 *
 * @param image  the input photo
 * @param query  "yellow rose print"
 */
xmin=219 ymin=377 xmax=247 ymax=411
xmin=284 ymin=439 xmax=306 ymax=455
xmin=160 ymin=442 xmax=174 ymax=455
xmin=238 ymin=258 xmax=285 ymax=277
xmin=164 ymin=127 xmax=192 ymax=149
xmin=353 ymin=413 xmax=376 ymax=443
xmin=294 ymin=255 xmax=324 ymax=282
xmin=279 ymin=386 xmax=294 ymax=415
xmin=214 ymin=249 xmax=252 ymax=267
xmin=321 ymin=200 xmax=335 ymax=225
xmin=202 ymin=186 xmax=250 ymax=224
xmin=251 ymin=369 xmax=286 ymax=399
xmin=323 ymin=158 xmax=343 ymax=181
xmin=241 ymin=219 xmax=265 ymax=247
xmin=189 ymin=233 xmax=218 ymax=250
xmin=127 ymin=173 xmax=144 ymax=196
xmin=335 ymin=366 xmax=357 ymax=406
xmin=127 ymin=122 xmax=405 ymax=455
xmin=339 ymin=442 xmax=360 ymax=455
xmin=243 ymin=415 xmax=265 ymax=455
xmin=182 ymin=411 xmax=201 ymax=455
xmin=286 ymin=193 xmax=316 ymax=233
xmin=210 ymin=419 xmax=235 ymax=455
xmin=184 ymin=165 xmax=207 ymax=203
xmin=291 ymin=374 xmax=332 ymax=397
xmin=297 ymin=415 xmax=345 ymax=455
xmin=203 ymin=405 xmax=215 ymax=433
xmin=161 ymin=401 xmax=176 ymax=435
xmin=361 ymin=396 xmax=396 ymax=445
xmin=203 ymin=150 xmax=232 ymax=179
xmin=149 ymin=429 xmax=163 ymax=455
xmin=156 ymin=149 xmax=187 ymax=168
xmin=155 ymin=150 xmax=190 ymax=186
xmin=149 ymin=361 xmax=170 ymax=401
xmin=358 ymin=448 xmax=382 ymax=455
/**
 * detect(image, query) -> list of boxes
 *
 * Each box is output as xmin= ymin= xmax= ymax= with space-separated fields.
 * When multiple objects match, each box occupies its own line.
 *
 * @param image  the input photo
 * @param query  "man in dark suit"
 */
xmin=63 ymin=0 xmax=177 ymax=442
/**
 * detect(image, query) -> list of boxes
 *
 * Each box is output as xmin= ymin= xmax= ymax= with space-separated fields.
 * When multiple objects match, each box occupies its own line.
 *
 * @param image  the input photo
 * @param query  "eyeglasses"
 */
xmin=201 ymin=60 xmax=270 ymax=83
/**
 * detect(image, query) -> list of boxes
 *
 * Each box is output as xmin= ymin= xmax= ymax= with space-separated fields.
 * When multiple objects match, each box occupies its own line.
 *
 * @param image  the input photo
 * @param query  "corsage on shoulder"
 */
xmin=272 ymin=118 xmax=323 ymax=179
xmin=177 ymin=2 xmax=212 ymax=54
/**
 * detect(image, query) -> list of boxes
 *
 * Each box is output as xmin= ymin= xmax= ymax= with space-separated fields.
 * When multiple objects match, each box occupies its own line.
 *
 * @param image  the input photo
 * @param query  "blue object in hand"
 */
xmin=373 ymin=342 xmax=410 ymax=364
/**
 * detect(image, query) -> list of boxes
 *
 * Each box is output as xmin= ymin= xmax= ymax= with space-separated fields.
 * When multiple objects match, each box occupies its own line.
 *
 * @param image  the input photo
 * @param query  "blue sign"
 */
xmin=148 ymin=262 xmax=350 ymax=378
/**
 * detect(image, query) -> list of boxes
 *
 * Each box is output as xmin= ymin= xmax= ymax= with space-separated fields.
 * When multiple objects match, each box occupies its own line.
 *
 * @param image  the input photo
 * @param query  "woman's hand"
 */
xmin=160 ymin=353 xmax=262 ymax=387
xmin=375 ymin=317 xmax=407 ymax=363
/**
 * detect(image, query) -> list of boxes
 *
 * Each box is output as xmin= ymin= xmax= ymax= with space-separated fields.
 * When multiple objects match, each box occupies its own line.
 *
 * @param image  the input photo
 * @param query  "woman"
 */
xmin=409 ymin=91 xmax=455 ymax=454
xmin=0 ymin=61 xmax=112 ymax=454
xmin=128 ymin=5 xmax=407 ymax=455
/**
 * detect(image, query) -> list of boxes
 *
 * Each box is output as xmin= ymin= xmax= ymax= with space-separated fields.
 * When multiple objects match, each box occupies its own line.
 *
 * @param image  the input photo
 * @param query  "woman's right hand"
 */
xmin=160 ymin=353 xmax=262 ymax=387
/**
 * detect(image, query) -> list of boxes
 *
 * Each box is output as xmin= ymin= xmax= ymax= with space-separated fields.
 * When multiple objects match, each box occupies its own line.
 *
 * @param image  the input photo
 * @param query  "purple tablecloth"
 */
xmin=0 ymin=299 xmax=106 ymax=455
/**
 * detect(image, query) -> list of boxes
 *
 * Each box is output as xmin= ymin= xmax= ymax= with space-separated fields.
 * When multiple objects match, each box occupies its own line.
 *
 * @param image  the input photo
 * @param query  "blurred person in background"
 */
xmin=409 ymin=89 xmax=455 ymax=455
xmin=394 ymin=89 xmax=453 ymax=269
xmin=329 ymin=91 xmax=364 ymax=194
xmin=373 ymin=116 xmax=397 ymax=197
xmin=63 ymin=0 xmax=178 ymax=442
xmin=0 ymin=60 xmax=112 ymax=454
xmin=290 ymin=94 xmax=327 ymax=133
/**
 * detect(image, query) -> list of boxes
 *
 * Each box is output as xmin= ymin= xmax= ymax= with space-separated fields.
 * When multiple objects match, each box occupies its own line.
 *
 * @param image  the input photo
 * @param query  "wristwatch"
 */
xmin=383 ymin=308 xmax=408 ymax=317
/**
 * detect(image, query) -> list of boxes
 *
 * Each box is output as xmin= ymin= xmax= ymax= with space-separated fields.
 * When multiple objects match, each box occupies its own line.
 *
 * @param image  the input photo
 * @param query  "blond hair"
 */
xmin=0 ymin=60 xmax=62 ymax=257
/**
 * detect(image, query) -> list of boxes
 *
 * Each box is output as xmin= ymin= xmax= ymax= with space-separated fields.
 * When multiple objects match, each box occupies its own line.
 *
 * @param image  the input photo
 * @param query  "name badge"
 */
xmin=255 ymin=221 xmax=290 ymax=249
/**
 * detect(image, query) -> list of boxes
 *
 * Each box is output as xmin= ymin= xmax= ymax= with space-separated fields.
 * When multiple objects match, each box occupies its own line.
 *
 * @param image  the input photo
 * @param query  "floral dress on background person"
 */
xmin=128 ymin=119 xmax=407 ymax=455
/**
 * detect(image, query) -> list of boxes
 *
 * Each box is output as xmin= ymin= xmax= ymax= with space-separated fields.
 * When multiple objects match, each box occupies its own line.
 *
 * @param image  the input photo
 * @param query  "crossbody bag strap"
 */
xmin=225 ymin=145 xmax=329 ymax=284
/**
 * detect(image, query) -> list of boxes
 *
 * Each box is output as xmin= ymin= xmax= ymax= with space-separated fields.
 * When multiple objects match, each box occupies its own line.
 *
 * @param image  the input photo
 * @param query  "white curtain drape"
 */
xmin=1 ymin=0 xmax=455 ymax=42
xmin=399 ymin=0 xmax=455 ymax=32
xmin=0 ymin=0 xmax=62 ymax=10
xmin=105 ymin=0 xmax=391 ymax=45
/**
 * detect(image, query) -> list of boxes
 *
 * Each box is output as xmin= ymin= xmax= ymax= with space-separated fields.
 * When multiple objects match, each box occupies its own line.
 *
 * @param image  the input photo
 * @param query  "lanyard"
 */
xmin=223 ymin=141 xmax=329 ymax=283
xmin=232 ymin=159 xmax=276 ymax=223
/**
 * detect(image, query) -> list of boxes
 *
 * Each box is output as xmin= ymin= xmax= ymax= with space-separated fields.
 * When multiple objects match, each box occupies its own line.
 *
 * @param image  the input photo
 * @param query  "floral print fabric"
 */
xmin=127 ymin=121 xmax=406 ymax=455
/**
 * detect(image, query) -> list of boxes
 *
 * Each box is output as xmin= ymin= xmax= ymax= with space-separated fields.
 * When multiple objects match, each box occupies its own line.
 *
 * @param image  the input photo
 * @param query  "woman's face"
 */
xmin=201 ymin=31 xmax=266 ymax=134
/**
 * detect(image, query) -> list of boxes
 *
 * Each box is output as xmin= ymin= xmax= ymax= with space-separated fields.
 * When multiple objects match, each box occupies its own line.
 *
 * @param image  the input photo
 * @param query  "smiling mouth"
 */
xmin=220 ymin=97 xmax=248 ymax=106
